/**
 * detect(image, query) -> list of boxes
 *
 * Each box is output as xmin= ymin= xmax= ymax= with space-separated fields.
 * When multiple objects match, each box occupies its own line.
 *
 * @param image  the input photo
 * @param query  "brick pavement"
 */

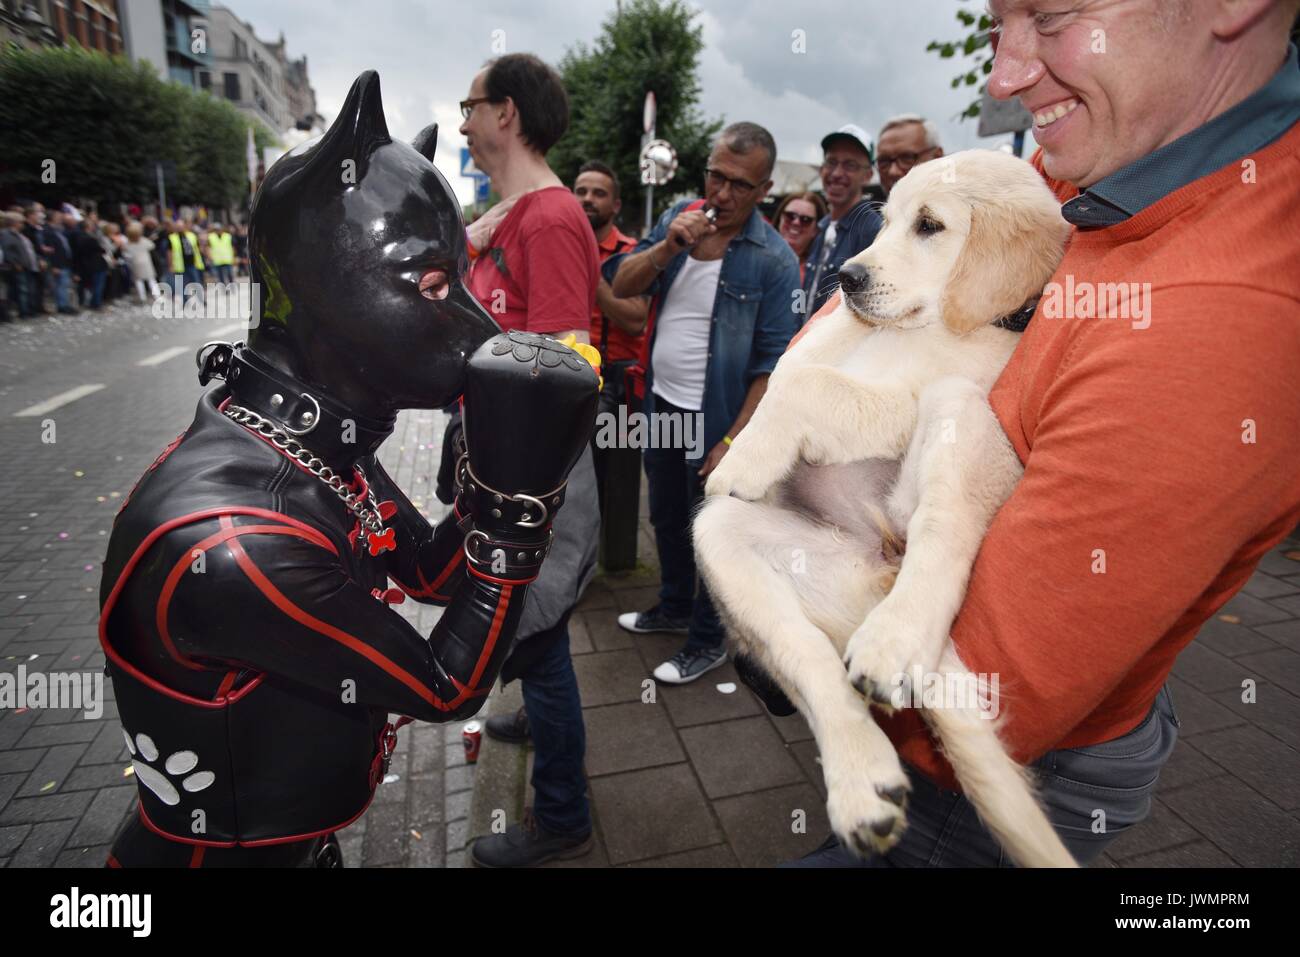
xmin=471 ymin=484 xmax=1300 ymax=868
xmin=0 ymin=300 xmax=468 ymax=868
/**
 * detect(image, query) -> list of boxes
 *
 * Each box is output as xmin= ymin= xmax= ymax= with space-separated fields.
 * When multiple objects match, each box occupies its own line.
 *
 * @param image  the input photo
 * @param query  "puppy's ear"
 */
xmin=412 ymin=124 xmax=438 ymax=162
xmin=941 ymin=198 xmax=1067 ymax=335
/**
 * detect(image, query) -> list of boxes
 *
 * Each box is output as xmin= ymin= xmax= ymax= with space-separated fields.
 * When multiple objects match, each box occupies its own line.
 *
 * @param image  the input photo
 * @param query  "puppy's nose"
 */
xmin=838 ymin=261 xmax=870 ymax=294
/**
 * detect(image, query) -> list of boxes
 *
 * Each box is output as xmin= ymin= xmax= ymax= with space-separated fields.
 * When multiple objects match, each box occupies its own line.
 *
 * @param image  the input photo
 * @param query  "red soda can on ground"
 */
xmin=462 ymin=721 xmax=483 ymax=764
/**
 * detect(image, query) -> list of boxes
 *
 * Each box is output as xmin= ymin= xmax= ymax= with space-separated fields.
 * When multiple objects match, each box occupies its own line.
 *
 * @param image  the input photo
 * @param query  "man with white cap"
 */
xmin=802 ymin=123 xmax=882 ymax=318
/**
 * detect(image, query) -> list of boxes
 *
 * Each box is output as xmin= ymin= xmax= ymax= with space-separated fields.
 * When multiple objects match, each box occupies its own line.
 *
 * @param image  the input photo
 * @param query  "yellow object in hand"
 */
xmin=559 ymin=334 xmax=603 ymax=391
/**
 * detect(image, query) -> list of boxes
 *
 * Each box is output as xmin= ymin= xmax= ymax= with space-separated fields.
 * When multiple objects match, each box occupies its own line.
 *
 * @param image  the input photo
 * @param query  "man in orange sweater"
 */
xmin=788 ymin=0 xmax=1300 ymax=866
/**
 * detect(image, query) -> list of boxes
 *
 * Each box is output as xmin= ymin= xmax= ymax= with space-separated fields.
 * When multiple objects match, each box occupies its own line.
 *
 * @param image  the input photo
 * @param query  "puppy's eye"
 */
xmin=916 ymin=217 xmax=945 ymax=237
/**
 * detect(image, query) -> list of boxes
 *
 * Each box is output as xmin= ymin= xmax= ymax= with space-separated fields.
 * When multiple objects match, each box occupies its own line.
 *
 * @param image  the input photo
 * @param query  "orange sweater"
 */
xmin=798 ymin=124 xmax=1300 ymax=790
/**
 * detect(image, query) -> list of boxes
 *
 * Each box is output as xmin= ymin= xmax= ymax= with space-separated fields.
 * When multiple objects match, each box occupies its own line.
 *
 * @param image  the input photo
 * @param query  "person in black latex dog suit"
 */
xmin=99 ymin=71 xmax=598 ymax=867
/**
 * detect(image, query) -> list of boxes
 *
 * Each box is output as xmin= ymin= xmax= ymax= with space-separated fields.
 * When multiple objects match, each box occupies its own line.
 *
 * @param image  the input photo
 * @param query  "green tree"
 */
xmin=548 ymin=0 xmax=723 ymax=232
xmin=926 ymin=0 xmax=994 ymax=120
xmin=0 ymin=44 xmax=277 ymax=211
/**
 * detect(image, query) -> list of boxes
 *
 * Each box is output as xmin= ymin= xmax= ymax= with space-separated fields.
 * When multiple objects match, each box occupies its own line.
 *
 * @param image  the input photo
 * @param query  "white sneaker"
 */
xmin=652 ymin=648 xmax=728 ymax=685
xmin=616 ymin=605 xmax=690 ymax=635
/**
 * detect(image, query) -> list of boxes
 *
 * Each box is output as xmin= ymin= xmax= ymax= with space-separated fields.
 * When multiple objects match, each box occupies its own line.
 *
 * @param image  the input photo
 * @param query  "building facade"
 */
xmin=119 ymin=0 xmax=210 ymax=87
xmin=1 ymin=0 xmax=120 ymax=53
xmin=198 ymin=5 xmax=317 ymax=136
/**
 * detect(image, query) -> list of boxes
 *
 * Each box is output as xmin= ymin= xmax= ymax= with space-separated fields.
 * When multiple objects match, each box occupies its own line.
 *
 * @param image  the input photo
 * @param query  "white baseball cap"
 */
xmin=820 ymin=124 xmax=874 ymax=163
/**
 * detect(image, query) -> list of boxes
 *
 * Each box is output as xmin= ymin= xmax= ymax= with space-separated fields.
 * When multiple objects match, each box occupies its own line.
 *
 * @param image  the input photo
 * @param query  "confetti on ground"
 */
xmin=15 ymin=707 xmax=27 ymax=714
xmin=96 ymin=496 xmax=106 ymax=503
xmin=383 ymin=772 xmax=400 ymax=785
xmin=109 ymin=491 xmax=120 ymax=499
xmin=40 ymin=781 xmax=56 ymax=792
xmin=411 ymin=830 xmax=423 ymax=840
xmin=27 ymin=654 xmax=39 ymax=660
xmin=124 ymin=766 xmax=134 ymax=777
xmin=84 ymin=564 xmax=94 ymax=571
xmin=74 ymin=470 xmax=84 ymax=477
xmin=716 ymin=682 xmax=737 ymax=694
xmin=1285 ymin=550 xmax=1300 ymax=562
xmin=58 ymin=531 xmax=69 ymax=539
xmin=1218 ymin=614 xmax=1241 ymax=624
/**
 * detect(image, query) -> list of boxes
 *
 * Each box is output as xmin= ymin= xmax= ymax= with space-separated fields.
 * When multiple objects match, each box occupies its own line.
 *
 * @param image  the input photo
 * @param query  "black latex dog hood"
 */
xmin=246 ymin=70 xmax=500 ymax=413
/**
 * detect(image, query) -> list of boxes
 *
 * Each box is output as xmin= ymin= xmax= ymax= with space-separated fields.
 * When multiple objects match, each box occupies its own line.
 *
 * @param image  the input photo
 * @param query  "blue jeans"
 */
xmin=642 ymin=395 xmax=725 ymax=654
xmin=53 ymin=268 xmax=72 ymax=311
xmin=518 ymin=617 xmax=591 ymax=836
xmin=83 ymin=271 xmax=107 ymax=309
xmin=784 ymin=684 xmax=1181 ymax=867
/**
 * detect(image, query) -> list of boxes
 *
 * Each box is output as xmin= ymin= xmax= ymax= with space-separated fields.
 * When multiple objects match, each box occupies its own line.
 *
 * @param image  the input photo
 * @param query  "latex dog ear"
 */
xmin=412 ymin=123 xmax=438 ymax=162
xmin=299 ymin=70 xmax=392 ymax=184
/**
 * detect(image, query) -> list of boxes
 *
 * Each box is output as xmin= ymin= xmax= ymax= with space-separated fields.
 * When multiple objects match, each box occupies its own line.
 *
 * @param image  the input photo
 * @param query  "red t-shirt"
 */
xmin=466 ymin=186 xmax=598 ymax=335
xmin=588 ymin=225 xmax=642 ymax=362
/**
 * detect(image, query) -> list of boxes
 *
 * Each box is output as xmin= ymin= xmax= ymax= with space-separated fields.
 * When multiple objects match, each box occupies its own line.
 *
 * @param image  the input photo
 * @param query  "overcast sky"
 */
xmin=236 ymin=0 xmax=1018 ymax=204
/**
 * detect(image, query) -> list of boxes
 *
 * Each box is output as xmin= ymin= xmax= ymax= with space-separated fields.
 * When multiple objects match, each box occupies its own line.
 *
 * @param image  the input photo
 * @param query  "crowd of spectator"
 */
xmin=0 ymin=202 xmax=250 ymax=320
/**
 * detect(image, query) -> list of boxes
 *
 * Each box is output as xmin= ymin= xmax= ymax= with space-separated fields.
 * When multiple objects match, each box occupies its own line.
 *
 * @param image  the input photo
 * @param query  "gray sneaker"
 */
xmin=652 ymin=647 xmax=727 ymax=685
xmin=617 ymin=604 xmax=690 ymax=635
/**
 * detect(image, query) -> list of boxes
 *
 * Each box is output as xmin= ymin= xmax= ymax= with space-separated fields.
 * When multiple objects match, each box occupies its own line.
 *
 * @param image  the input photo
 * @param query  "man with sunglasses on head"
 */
xmin=875 ymin=114 xmax=945 ymax=197
xmin=605 ymin=122 xmax=800 ymax=685
xmin=802 ymin=124 xmax=883 ymax=319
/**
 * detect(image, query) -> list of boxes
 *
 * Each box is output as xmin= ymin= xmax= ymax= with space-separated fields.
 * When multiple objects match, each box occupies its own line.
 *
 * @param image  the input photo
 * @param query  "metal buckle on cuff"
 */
xmin=463 ymin=529 xmax=491 ymax=566
xmin=463 ymin=527 xmax=553 ymax=568
xmin=458 ymin=455 xmax=565 ymax=530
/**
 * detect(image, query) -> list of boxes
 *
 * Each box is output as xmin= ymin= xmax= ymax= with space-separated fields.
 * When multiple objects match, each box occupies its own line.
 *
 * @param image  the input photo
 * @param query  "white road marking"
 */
xmin=14 ymin=383 xmax=107 ymax=417
xmin=136 ymin=346 xmax=190 ymax=367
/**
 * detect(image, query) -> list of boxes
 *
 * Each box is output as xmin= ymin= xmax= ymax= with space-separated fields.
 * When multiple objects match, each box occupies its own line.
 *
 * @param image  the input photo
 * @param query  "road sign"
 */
xmin=475 ymin=177 xmax=490 ymax=204
xmin=144 ymin=159 xmax=178 ymax=185
xmin=459 ymin=147 xmax=481 ymax=177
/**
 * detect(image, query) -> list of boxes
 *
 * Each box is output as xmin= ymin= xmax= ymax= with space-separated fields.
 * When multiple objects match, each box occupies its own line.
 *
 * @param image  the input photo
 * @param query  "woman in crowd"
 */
xmin=101 ymin=221 xmax=129 ymax=301
xmin=124 ymin=221 xmax=161 ymax=304
xmin=772 ymin=191 xmax=827 ymax=285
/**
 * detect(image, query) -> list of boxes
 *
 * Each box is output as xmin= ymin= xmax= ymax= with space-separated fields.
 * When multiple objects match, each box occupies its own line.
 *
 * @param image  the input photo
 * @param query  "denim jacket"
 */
xmin=801 ymin=198 xmax=883 ymax=319
xmin=602 ymin=200 xmax=801 ymax=462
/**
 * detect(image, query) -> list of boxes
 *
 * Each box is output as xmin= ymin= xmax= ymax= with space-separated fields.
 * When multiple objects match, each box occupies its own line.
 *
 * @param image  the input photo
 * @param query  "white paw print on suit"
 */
xmin=124 ymin=729 xmax=215 ymax=805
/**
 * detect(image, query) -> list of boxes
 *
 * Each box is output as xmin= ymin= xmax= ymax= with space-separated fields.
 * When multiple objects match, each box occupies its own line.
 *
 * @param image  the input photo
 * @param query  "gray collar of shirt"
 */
xmin=1063 ymin=43 xmax=1300 ymax=228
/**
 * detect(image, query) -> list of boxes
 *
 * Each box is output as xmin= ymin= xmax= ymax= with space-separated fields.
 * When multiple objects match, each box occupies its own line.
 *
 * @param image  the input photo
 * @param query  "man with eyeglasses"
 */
xmin=455 ymin=53 xmax=602 ymax=870
xmin=802 ymin=124 xmax=883 ymax=319
xmin=605 ymin=122 xmax=801 ymax=686
xmin=876 ymin=114 xmax=945 ymax=196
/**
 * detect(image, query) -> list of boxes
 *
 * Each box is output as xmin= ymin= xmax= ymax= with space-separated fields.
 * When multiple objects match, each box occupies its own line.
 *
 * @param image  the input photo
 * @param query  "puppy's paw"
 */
xmin=705 ymin=446 xmax=782 ymax=501
xmin=823 ymin=745 xmax=910 ymax=858
xmin=843 ymin=603 xmax=942 ymax=712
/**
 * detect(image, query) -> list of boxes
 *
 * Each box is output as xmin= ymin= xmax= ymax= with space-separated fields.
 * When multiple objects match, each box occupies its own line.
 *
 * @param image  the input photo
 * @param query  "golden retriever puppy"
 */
xmin=694 ymin=149 xmax=1075 ymax=867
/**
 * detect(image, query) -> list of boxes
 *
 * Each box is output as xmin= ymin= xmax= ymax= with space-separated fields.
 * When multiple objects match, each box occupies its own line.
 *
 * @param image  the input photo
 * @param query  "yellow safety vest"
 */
xmin=209 ymin=232 xmax=234 ymax=267
xmin=168 ymin=231 xmax=205 ymax=273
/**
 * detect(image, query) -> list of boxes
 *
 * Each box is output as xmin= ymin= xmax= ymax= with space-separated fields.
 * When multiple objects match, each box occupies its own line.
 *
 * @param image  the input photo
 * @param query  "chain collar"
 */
xmin=223 ymin=403 xmax=385 ymax=537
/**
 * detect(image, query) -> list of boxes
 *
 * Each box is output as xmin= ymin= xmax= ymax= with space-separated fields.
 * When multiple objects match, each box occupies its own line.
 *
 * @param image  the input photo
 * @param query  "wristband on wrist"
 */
xmin=722 ymin=434 xmax=733 ymax=447
xmin=648 ymin=244 xmax=669 ymax=271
